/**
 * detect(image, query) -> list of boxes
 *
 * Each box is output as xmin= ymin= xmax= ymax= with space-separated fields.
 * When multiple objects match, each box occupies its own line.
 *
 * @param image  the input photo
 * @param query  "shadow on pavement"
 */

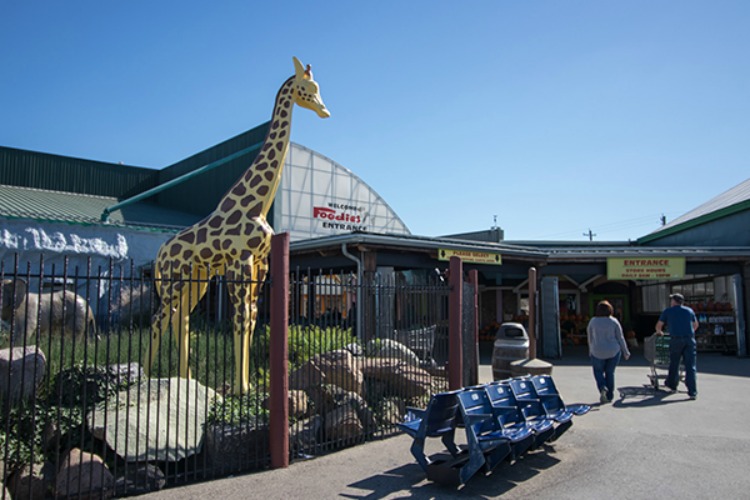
xmin=613 ymin=385 xmax=692 ymax=408
xmin=342 ymin=447 xmax=562 ymax=499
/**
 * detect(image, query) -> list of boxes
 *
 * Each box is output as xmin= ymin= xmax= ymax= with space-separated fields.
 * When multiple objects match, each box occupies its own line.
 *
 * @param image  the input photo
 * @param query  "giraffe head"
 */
xmin=292 ymin=56 xmax=330 ymax=118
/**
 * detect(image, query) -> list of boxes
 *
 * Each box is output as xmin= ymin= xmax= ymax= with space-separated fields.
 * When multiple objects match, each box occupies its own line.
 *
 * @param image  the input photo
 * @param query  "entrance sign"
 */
xmin=607 ymin=257 xmax=686 ymax=280
xmin=312 ymin=205 xmax=368 ymax=232
xmin=438 ymin=248 xmax=502 ymax=265
xmin=275 ymin=144 xmax=411 ymax=241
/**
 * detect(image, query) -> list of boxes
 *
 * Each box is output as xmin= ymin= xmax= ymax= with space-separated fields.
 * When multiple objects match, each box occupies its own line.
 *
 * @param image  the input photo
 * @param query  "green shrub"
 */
xmin=288 ymin=325 xmax=356 ymax=369
xmin=206 ymin=391 xmax=269 ymax=427
xmin=0 ymin=401 xmax=84 ymax=469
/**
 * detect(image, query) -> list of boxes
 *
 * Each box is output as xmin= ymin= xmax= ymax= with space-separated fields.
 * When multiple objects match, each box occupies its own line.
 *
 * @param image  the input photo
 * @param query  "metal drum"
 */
xmin=492 ymin=322 xmax=530 ymax=380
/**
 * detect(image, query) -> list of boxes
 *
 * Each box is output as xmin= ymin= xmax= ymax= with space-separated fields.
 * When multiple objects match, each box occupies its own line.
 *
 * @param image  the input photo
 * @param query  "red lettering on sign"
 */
xmin=313 ymin=206 xmax=362 ymax=224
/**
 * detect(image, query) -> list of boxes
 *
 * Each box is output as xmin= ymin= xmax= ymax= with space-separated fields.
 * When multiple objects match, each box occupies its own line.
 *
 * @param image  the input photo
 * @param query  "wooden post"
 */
xmin=510 ymin=266 xmax=552 ymax=377
xmin=468 ymin=269 xmax=479 ymax=386
xmin=528 ymin=266 xmax=537 ymax=360
xmin=449 ymin=256 xmax=463 ymax=390
xmin=270 ymin=233 xmax=290 ymax=468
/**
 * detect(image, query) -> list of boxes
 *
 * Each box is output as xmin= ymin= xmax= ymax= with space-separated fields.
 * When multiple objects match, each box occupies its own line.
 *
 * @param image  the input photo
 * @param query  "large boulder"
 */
xmin=290 ymin=349 xmax=364 ymax=396
xmin=289 ymin=389 xmax=310 ymax=419
xmin=55 ymin=448 xmax=114 ymax=500
xmin=359 ymin=358 xmax=432 ymax=399
xmin=263 ymin=389 xmax=309 ymax=420
xmin=111 ymin=282 xmax=155 ymax=326
xmin=308 ymin=384 xmax=376 ymax=428
xmin=324 ymin=403 xmax=363 ymax=443
xmin=290 ymin=415 xmax=322 ymax=455
xmin=204 ymin=420 xmax=269 ymax=474
xmin=87 ymin=378 xmax=218 ymax=462
xmin=366 ymin=338 xmax=420 ymax=366
xmin=307 ymin=384 xmax=361 ymax=415
xmin=373 ymin=398 xmax=406 ymax=426
xmin=342 ymin=342 xmax=364 ymax=357
xmin=105 ymin=362 xmax=144 ymax=388
xmin=7 ymin=461 xmax=55 ymax=500
xmin=113 ymin=463 xmax=166 ymax=497
xmin=0 ymin=346 xmax=46 ymax=406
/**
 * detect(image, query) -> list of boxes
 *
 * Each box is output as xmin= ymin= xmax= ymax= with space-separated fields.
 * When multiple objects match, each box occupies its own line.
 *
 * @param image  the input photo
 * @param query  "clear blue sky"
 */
xmin=2 ymin=1 xmax=748 ymax=241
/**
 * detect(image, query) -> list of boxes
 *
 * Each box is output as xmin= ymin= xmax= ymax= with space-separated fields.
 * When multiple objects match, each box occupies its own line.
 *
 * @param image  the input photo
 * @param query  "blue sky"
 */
xmin=2 ymin=1 xmax=748 ymax=241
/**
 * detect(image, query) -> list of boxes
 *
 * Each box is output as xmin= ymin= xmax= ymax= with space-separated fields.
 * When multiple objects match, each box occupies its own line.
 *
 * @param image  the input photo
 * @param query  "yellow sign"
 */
xmin=438 ymin=248 xmax=502 ymax=265
xmin=607 ymin=257 xmax=685 ymax=280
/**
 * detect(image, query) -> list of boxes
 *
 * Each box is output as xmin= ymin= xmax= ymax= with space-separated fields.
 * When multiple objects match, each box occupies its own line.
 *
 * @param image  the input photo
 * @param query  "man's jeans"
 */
xmin=591 ymin=352 xmax=621 ymax=400
xmin=666 ymin=335 xmax=697 ymax=397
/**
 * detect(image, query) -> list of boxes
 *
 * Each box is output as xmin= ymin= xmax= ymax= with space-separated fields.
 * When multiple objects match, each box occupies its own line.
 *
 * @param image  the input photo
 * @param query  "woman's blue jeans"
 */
xmin=591 ymin=352 xmax=621 ymax=401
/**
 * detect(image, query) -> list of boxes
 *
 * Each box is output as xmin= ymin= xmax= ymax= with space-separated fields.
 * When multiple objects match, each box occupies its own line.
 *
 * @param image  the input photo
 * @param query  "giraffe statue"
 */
xmin=147 ymin=56 xmax=329 ymax=394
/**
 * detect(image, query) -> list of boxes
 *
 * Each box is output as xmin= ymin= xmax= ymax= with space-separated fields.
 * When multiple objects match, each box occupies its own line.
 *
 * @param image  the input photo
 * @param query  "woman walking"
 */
xmin=587 ymin=300 xmax=630 ymax=403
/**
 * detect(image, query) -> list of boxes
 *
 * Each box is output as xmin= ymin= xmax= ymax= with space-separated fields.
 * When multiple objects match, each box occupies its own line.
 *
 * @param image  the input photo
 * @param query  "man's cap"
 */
xmin=670 ymin=293 xmax=685 ymax=303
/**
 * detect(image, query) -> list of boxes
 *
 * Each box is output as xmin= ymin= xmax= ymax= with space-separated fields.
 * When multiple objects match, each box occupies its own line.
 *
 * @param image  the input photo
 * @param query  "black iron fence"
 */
xmin=287 ymin=269 xmax=450 ymax=458
xmin=0 ymin=255 xmax=451 ymax=498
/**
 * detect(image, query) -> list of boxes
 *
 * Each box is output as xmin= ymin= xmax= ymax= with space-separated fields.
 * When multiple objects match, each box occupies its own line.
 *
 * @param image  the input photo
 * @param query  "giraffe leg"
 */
xmin=174 ymin=272 xmax=208 ymax=379
xmin=146 ymin=301 xmax=168 ymax=377
xmin=148 ymin=267 xmax=179 ymax=377
xmin=227 ymin=263 xmax=253 ymax=395
xmin=148 ymin=264 xmax=207 ymax=380
xmin=243 ymin=256 xmax=269 ymax=389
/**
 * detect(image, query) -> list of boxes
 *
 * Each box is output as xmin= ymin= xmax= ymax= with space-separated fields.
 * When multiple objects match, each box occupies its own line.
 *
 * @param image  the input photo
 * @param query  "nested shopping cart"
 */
xmin=644 ymin=334 xmax=684 ymax=390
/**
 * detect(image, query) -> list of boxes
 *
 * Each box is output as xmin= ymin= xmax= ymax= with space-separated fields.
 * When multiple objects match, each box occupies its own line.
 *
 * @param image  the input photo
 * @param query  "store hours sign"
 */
xmin=607 ymin=257 xmax=686 ymax=280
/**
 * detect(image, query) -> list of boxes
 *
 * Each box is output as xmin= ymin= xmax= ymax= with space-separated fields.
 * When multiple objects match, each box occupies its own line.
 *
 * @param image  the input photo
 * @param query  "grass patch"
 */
xmin=0 ymin=321 xmax=357 ymax=397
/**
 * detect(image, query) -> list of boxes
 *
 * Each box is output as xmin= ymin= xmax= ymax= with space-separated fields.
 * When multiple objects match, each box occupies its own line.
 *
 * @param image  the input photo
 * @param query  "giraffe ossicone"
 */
xmin=147 ymin=57 xmax=329 ymax=394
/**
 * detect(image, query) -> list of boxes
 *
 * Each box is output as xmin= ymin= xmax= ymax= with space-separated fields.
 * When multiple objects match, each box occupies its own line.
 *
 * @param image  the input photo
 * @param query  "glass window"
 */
xmin=642 ymin=283 xmax=669 ymax=312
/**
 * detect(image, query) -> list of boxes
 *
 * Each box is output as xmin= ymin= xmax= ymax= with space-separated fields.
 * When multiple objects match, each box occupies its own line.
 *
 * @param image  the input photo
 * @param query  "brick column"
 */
xmin=270 ymin=233 xmax=290 ymax=468
xmin=449 ymin=256 xmax=463 ymax=390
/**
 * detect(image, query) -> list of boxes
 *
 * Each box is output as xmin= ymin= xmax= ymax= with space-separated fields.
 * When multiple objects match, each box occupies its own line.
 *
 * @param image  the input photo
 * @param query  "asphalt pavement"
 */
xmin=138 ymin=344 xmax=750 ymax=500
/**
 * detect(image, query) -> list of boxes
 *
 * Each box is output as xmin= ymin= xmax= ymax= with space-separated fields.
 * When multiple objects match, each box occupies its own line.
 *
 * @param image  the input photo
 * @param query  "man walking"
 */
xmin=655 ymin=293 xmax=699 ymax=399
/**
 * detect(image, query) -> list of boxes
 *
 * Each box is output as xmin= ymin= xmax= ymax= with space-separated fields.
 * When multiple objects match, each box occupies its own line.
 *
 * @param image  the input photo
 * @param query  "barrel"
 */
xmin=491 ymin=322 xmax=530 ymax=380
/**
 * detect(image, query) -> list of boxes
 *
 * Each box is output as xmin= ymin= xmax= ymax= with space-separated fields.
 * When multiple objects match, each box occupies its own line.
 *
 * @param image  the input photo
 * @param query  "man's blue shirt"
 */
xmin=659 ymin=305 xmax=697 ymax=337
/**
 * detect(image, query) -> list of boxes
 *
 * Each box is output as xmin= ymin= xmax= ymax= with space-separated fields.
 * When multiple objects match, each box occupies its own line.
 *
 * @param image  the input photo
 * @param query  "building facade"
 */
xmin=1 ymin=131 xmax=749 ymax=357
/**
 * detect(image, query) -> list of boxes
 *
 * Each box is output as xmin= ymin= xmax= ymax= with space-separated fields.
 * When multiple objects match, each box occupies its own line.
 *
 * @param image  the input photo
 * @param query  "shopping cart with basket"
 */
xmin=644 ymin=334 xmax=684 ymax=390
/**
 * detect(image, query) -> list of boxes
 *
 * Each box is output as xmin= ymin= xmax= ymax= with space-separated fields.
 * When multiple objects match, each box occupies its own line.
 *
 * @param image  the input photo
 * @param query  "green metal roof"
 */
xmin=0 ymin=123 xmax=271 ymax=231
xmin=0 ymin=184 xmax=194 ymax=232
xmin=0 ymin=121 xmax=269 ymax=218
xmin=155 ymin=122 xmax=269 ymax=215
xmin=0 ymin=146 xmax=157 ymax=197
xmin=638 ymin=177 xmax=750 ymax=244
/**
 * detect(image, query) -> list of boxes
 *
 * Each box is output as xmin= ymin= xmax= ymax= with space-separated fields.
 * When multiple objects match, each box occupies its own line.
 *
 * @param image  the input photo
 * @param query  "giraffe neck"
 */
xmin=217 ymin=77 xmax=295 ymax=221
